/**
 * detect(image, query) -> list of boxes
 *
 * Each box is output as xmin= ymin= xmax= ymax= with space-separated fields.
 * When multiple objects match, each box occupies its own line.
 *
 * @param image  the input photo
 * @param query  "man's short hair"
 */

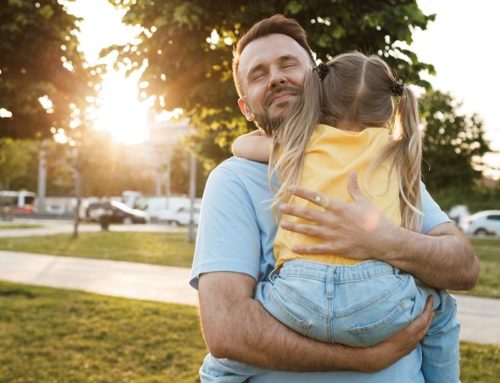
xmin=232 ymin=14 xmax=315 ymax=97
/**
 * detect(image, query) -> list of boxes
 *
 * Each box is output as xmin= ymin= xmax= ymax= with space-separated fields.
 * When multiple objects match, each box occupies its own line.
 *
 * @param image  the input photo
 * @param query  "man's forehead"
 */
xmin=238 ymin=34 xmax=311 ymax=76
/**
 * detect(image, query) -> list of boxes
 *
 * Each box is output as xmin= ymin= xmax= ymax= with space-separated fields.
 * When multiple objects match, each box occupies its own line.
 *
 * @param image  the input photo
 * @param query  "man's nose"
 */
xmin=268 ymin=68 xmax=287 ymax=89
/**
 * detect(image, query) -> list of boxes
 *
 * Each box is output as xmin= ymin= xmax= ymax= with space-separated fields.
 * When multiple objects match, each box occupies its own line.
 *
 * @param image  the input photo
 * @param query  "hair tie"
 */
xmin=313 ymin=63 xmax=329 ymax=80
xmin=391 ymin=80 xmax=404 ymax=96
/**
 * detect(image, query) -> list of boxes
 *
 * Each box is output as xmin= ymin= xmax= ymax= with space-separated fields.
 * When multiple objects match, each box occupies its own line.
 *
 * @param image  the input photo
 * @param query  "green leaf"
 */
xmin=39 ymin=5 xmax=54 ymax=20
xmin=285 ymin=0 xmax=303 ymax=15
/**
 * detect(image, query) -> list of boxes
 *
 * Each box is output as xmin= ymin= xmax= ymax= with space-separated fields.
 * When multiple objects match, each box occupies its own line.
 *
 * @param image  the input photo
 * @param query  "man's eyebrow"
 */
xmin=247 ymin=64 xmax=265 ymax=80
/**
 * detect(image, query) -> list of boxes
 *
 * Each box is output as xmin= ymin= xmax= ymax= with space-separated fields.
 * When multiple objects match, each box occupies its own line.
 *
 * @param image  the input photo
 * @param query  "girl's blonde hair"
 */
xmin=269 ymin=51 xmax=423 ymax=231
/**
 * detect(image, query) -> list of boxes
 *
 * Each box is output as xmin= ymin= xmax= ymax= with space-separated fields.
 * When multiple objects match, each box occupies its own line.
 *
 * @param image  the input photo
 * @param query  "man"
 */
xmin=190 ymin=14 xmax=479 ymax=382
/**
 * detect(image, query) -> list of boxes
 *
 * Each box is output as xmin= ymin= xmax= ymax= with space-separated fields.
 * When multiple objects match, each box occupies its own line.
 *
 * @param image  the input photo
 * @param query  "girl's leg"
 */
xmin=417 ymin=286 xmax=460 ymax=383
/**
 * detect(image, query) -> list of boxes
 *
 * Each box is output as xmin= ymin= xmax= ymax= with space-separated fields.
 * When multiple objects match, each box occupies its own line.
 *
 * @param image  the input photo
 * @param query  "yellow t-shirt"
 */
xmin=274 ymin=124 xmax=401 ymax=267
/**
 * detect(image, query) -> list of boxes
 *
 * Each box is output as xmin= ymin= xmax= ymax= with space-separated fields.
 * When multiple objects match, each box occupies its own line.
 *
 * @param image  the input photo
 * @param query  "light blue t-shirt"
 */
xmin=190 ymin=157 xmax=450 ymax=382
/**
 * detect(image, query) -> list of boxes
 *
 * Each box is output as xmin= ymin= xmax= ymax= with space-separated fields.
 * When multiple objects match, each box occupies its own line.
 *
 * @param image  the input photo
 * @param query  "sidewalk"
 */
xmin=1 ymin=250 xmax=499 ymax=346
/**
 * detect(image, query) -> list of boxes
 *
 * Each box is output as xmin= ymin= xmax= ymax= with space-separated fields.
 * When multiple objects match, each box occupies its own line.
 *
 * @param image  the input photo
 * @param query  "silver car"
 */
xmin=461 ymin=210 xmax=500 ymax=236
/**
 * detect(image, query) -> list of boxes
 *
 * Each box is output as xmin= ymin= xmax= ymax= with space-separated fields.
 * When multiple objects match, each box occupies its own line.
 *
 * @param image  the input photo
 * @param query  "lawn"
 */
xmin=0 ymin=232 xmax=195 ymax=268
xmin=0 ymin=281 xmax=206 ymax=383
xmin=0 ymin=223 xmax=42 ymax=230
xmin=0 ymin=233 xmax=498 ymax=298
xmin=0 ymin=281 xmax=499 ymax=383
xmin=464 ymin=239 xmax=500 ymax=299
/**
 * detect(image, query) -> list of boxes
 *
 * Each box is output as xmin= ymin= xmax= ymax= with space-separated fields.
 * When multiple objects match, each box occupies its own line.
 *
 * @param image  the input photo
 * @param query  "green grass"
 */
xmin=0 ymin=281 xmax=206 ymax=383
xmin=464 ymin=239 xmax=500 ymax=299
xmin=0 ymin=281 xmax=499 ymax=383
xmin=460 ymin=342 xmax=500 ymax=382
xmin=0 ymin=232 xmax=195 ymax=267
xmin=0 ymin=223 xmax=42 ymax=230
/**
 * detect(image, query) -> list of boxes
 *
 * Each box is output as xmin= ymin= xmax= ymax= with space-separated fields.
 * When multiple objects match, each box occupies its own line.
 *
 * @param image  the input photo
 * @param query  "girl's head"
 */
xmin=320 ymin=52 xmax=396 ymax=129
xmin=270 ymin=51 xmax=423 ymax=231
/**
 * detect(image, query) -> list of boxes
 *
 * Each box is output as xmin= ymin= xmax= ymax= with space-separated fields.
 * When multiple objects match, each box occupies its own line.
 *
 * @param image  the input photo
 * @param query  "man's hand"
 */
xmin=361 ymin=296 xmax=435 ymax=372
xmin=279 ymin=172 xmax=479 ymax=290
xmin=279 ymin=172 xmax=399 ymax=260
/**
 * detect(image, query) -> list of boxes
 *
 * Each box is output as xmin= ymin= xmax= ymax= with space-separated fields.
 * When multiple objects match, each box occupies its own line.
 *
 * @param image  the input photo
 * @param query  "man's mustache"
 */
xmin=264 ymin=85 xmax=300 ymax=108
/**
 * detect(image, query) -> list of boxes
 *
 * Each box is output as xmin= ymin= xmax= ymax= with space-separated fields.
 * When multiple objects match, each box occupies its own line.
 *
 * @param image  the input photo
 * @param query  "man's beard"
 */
xmin=252 ymin=112 xmax=285 ymax=136
xmin=250 ymin=85 xmax=301 ymax=135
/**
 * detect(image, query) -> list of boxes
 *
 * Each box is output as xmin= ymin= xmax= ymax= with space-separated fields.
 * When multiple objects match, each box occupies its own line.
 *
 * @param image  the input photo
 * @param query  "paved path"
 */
xmin=1 ymin=251 xmax=499 ymax=346
xmin=0 ymin=251 xmax=197 ymax=306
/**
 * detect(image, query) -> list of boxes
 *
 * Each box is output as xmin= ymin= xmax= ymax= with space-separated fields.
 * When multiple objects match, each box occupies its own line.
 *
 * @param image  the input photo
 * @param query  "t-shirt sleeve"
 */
xmin=189 ymin=164 xmax=262 ymax=290
xmin=420 ymin=181 xmax=451 ymax=234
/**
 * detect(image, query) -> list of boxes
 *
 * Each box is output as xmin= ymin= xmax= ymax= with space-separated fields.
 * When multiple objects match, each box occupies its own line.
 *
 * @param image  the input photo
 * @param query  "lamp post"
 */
xmin=37 ymin=139 xmax=48 ymax=214
xmin=188 ymin=152 xmax=197 ymax=243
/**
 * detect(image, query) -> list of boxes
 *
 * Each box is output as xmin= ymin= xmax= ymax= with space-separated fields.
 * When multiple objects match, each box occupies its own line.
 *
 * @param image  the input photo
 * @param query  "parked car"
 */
xmin=157 ymin=202 xmax=201 ymax=225
xmin=172 ymin=206 xmax=201 ymax=226
xmin=86 ymin=201 xmax=149 ymax=224
xmin=461 ymin=210 xmax=500 ymax=236
xmin=137 ymin=196 xmax=201 ymax=224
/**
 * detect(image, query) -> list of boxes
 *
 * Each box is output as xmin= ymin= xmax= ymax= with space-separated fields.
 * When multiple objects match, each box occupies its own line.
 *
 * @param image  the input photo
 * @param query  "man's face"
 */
xmin=237 ymin=34 xmax=313 ymax=133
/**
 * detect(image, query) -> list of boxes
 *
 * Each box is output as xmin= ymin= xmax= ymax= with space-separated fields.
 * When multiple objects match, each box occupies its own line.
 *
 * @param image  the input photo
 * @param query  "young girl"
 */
xmin=200 ymin=52 xmax=460 ymax=383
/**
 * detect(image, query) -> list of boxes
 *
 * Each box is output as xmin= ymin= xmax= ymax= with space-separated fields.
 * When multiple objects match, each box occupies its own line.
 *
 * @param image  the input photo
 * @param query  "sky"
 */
xmin=66 ymin=0 xmax=500 ymax=177
xmin=411 ymin=0 xmax=500 ymax=177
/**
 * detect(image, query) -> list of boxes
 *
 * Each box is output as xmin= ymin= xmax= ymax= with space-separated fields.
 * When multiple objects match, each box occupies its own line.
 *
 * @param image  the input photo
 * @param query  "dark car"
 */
xmin=86 ymin=200 xmax=149 ymax=224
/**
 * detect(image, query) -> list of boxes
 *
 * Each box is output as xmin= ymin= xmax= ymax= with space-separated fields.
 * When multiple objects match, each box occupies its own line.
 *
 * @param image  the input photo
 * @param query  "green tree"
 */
xmin=0 ymin=0 xmax=96 ymax=139
xmin=0 ymin=138 xmax=37 ymax=190
xmin=108 ymin=0 xmax=435 ymax=168
xmin=420 ymin=90 xmax=491 ymax=210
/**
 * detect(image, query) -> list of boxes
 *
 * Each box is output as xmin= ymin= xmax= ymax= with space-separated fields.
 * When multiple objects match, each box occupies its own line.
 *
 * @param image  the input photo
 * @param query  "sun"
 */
xmin=93 ymin=70 xmax=150 ymax=145
xmin=64 ymin=0 xmax=149 ymax=145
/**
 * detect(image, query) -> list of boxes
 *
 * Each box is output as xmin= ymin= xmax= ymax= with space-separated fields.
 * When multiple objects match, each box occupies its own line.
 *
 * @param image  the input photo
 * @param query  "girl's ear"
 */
xmin=238 ymin=98 xmax=254 ymax=121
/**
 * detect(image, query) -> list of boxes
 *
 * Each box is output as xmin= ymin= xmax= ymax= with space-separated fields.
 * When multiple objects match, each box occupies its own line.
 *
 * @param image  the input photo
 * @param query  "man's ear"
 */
xmin=238 ymin=98 xmax=254 ymax=122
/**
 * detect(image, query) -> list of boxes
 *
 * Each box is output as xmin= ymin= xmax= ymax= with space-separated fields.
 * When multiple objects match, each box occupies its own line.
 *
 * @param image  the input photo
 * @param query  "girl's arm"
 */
xmin=232 ymin=130 xmax=272 ymax=163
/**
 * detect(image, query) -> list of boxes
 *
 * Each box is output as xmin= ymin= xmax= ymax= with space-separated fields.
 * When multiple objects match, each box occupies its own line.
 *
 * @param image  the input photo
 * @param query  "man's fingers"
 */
xmin=288 ymin=185 xmax=349 ymax=211
xmin=347 ymin=171 xmax=368 ymax=203
xmin=279 ymin=203 xmax=330 ymax=225
xmin=280 ymin=221 xmax=333 ymax=240
xmin=291 ymin=243 xmax=334 ymax=255
xmin=407 ymin=295 xmax=435 ymax=344
xmin=419 ymin=296 xmax=435 ymax=336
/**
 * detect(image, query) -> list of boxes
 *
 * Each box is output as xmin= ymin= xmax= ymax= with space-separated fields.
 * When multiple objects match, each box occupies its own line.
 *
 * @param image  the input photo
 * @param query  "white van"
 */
xmin=138 ymin=196 xmax=201 ymax=225
xmin=0 ymin=190 xmax=37 ymax=215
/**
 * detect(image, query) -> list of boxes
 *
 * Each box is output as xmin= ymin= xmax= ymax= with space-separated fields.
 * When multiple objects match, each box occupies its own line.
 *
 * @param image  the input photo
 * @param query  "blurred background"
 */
xmin=1 ymin=0 xmax=499 ymax=233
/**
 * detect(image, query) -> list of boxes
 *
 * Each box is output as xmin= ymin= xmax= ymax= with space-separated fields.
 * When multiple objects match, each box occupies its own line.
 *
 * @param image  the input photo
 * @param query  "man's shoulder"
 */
xmin=210 ymin=157 xmax=267 ymax=184
xmin=216 ymin=156 xmax=267 ymax=172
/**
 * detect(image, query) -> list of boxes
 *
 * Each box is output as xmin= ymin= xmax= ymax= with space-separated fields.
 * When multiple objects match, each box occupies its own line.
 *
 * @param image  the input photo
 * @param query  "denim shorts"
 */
xmin=255 ymin=259 xmax=451 ymax=347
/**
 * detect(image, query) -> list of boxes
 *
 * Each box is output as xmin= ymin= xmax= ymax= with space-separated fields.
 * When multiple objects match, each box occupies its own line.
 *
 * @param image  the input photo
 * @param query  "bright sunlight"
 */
xmin=92 ymin=70 xmax=149 ymax=144
xmin=64 ymin=0 xmax=150 ymax=145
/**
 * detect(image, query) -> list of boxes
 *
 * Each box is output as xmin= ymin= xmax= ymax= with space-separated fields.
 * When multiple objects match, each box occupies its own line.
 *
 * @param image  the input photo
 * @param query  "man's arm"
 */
xmin=199 ymin=271 xmax=434 ymax=373
xmin=279 ymin=173 xmax=479 ymax=290
xmin=380 ymin=221 xmax=478 ymax=290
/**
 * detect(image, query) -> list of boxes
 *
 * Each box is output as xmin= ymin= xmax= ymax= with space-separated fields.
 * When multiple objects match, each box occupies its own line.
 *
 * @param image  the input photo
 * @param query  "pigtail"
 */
xmin=391 ymin=86 xmax=423 ymax=231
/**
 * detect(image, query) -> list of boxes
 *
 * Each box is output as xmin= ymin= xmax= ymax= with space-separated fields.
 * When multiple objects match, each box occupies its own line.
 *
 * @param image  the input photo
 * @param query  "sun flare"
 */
xmin=64 ymin=0 xmax=149 ymax=146
xmin=93 ymin=70 xmax=150 ymax=145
